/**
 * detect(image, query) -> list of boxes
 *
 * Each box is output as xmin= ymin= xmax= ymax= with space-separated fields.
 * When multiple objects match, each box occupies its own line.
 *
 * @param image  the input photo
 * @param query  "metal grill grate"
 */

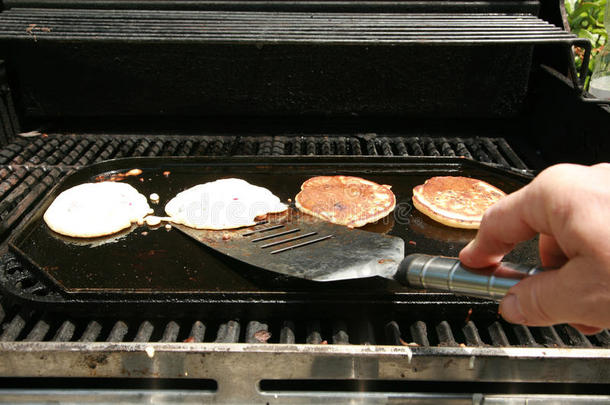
xmin=0 ymin=10 xmax=585 ymax=44
xmin=1 ymin=271 xmax=609 ymax=347
xmin=1 ymin=134 xmax=529 ymax=166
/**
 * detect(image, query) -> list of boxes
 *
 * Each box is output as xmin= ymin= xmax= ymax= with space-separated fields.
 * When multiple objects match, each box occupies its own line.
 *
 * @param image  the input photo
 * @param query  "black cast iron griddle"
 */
xmin=4 ymin=156 xmax=539 ymax=315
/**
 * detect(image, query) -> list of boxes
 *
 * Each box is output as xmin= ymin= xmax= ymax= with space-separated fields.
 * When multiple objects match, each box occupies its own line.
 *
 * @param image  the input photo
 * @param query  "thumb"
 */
xmin=499 ymin=257 xmax=603 ymax=328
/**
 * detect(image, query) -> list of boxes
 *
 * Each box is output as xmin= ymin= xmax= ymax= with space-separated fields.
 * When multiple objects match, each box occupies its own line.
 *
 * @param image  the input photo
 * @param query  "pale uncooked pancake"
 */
xmin=164 ymin=178 xmax=288 ymax=230
xmin=412 ymin=176 xmax=506 ymax=229
xmin=44 ymin=182 xmax=151 ymax=238
xmin=295 ymin=176 xmax=396 ymax=228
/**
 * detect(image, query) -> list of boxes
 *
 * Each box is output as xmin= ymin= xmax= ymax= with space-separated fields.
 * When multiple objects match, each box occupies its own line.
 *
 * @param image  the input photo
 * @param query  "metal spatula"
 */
xmin=173 ymin=212 xmax=541 ymax=301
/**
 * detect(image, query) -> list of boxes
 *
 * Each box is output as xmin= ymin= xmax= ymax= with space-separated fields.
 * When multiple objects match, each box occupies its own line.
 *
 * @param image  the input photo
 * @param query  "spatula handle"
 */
xmin=396 ymin=253 xmax=543 ymax=301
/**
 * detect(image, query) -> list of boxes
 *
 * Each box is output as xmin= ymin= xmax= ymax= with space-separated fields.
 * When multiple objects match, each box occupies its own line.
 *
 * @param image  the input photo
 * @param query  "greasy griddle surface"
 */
xmin=9 ymin=157 xmax=537 ymax=296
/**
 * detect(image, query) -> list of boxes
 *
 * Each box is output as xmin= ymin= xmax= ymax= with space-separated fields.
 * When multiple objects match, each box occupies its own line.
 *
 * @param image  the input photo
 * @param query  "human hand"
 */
xmin=459 ymin=163 xmax=610 ymax=334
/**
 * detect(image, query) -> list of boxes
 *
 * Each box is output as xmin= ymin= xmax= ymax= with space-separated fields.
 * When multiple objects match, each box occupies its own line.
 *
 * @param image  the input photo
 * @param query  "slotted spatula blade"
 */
xmin=172 ymin=212 xmax=405 ymax=282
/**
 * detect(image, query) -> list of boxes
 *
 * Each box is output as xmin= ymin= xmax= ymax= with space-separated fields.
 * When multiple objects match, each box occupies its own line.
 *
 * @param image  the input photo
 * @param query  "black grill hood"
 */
xmin=0 ymin=0 xmax=593 ymax=129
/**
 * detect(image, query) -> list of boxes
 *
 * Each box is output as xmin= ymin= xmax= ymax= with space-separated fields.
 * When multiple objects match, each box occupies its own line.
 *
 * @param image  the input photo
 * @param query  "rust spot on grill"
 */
xmin=183 ymin=336 xmax=196 ymax=343
xmin=84 ymin=353 xmax=109 ymax=370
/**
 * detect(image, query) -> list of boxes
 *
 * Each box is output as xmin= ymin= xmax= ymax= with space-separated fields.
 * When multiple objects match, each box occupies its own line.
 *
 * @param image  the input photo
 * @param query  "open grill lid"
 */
xmin=0 ymin=0 xmax=591 ymax=126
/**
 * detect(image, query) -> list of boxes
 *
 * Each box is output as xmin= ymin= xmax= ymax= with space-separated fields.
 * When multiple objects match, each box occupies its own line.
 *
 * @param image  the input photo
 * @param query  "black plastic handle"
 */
xmin=395 ymin=253 xmax=542 ymax=301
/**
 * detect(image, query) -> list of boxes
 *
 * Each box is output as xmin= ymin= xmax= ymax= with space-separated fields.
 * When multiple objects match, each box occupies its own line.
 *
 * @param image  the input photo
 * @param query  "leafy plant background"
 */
xmin=566 ymin=0 xmax=608 ymax=88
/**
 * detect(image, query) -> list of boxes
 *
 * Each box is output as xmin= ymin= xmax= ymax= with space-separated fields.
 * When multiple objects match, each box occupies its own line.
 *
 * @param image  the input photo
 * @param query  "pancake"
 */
xmin=164 ymin=178 xmax=288 ymax=230
xmin=295 ymin=176 xmax=396 ymax=228
xmin=43 ymin=182 xmax=151 ymax=238
xmin=412 ymin=176 xmax=506 ymax=229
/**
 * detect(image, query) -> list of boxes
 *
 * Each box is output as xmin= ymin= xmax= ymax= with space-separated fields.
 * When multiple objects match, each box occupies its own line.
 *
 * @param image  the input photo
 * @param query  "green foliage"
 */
xmin=566 ymin=0 xmax=608 ymax=88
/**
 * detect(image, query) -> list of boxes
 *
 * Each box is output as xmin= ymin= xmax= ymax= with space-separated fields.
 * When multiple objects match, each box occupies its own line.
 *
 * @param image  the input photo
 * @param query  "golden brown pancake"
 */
xmin=295 ymin=176 xmax=396 ymax=228
xmin=412 ymin=176 xmax=506 ymax=229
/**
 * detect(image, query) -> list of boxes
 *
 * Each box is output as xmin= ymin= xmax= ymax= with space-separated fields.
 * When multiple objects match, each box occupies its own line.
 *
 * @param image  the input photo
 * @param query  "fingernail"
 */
xmin=500 ymin=294 xmax=527 ymax=324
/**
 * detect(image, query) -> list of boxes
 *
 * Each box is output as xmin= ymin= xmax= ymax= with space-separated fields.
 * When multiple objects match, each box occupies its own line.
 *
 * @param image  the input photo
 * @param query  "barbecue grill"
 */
xmin=0 ymin=0 xmax=609 ymax=403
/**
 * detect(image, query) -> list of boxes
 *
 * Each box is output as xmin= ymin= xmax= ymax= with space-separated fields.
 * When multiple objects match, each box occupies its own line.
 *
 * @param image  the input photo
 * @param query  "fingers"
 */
xmin=499 ymin=256 xmax=610 ymax=329
xmin=459 ymin=187 xmax=538 ymax=268
xmin=460 ymin=164 xmax=582 ymax=269
xmin=569 ymin=323 xmax=603 ymax=335
xmin=538 ymin=234 xmax=568 ymax=268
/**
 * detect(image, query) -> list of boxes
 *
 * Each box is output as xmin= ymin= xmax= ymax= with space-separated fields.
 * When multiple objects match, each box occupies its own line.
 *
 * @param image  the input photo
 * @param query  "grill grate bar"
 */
xmin=24 ymin=318 xmax=51 ymax=341
xmin=436 ymin=321 xmax=459 ymax=346
xmin=488 ymin=321 xmax=510 ymax=346
xmin=133 ymin=321 xmax=154 ymax=342
xmin=385 ymin=321 xmax=402 ymax=345
xmin=332 ymin=321 xmax=349 ymax=345
xmin=306 ymin=320 xmax=323 ymax=344
xmin=410 ymin=321 xmax=430 ymax=346
xmin=0 ymin=167 xmax=62 ymax=239
xmin=0 ymin=311 xmax=27 ymax=341
xmin=595 ymin=330 xmax=610 ymax=347
xmin=513 ymin=324 xmax=541 ymax=347
xmin=188 ymin=321 xmax=206 ymax=343
xmin=160 ymin=321 xmax=180 ymax=342
xmin=537 ymin=326 xmax=566 ymax=347
xmin=0 ymin=167 xmax=26 ymax=202
xmin=78 ymin=321 xmax=102 ymax=342
xmin=52 ymin=320 xmax=75 ymax=342
xmin=215 ymin=320 xmax=240 ymax=343
xmin=557 ymin=325 xmax=593 ymax=348
xmin=279 ymin=321 xmax=295 ymax=344
xmin=462 ymin=321 xmax=486 ymax=346
xmin=0 ymin=168 xmax=43 ymax=215
xmin=106 ymin=321 xmax=128 ymax=342
xmin=497 ymin=138 xmax=529 ymax=169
